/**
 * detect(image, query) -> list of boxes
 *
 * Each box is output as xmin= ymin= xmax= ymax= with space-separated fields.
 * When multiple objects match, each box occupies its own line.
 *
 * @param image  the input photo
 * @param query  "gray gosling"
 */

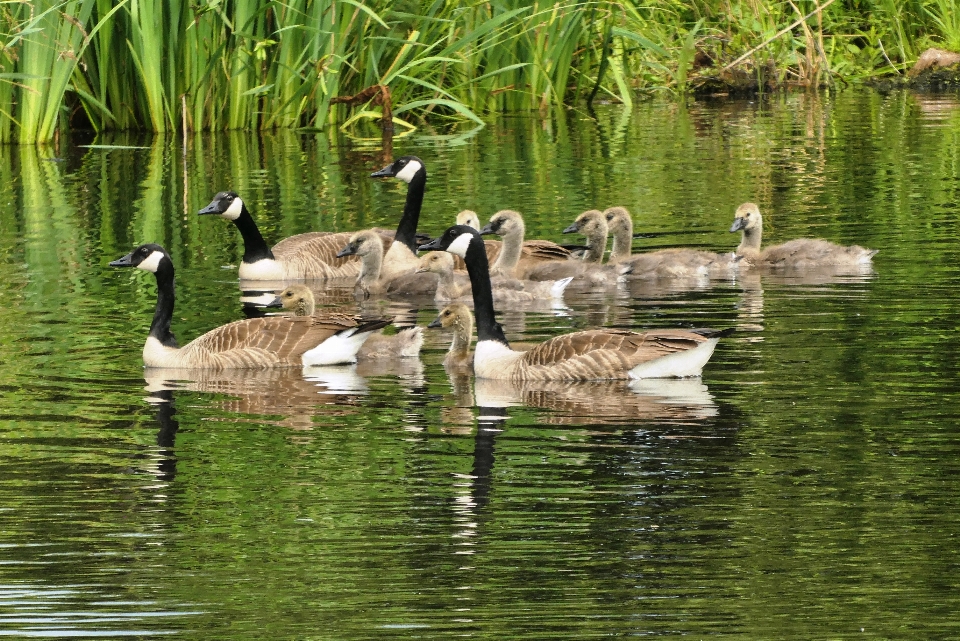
xmin=110 ymin=244 xmax=389 ymax=368
xmin=337 ymin=230 xmax=439 ymax=298
xmin=730 ymin=203 xmax=877 ymax=268
xmin=428 ymin=302 xmax=474 ymax=370
xmin=415 ymin=252 xmax=573 ymax=303
xmin=604 ymin=206 xmax=738 ymax=279
xmin=276 ymin=284 xmax=424 ymax=359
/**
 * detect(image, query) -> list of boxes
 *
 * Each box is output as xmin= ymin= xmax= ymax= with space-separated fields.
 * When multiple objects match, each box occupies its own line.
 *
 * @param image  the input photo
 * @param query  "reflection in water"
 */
xmin=474 ymin=376 xmax=716 ymax=425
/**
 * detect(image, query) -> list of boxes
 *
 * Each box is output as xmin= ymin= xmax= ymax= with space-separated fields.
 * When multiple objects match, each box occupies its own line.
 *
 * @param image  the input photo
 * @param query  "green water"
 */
xmin=2 ymin=90 xmax=960 ymax=638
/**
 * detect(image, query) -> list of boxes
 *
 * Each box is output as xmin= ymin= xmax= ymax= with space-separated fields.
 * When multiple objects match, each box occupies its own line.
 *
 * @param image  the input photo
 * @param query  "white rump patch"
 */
xmin=628 ymin=338 xmax=719 ymax=379
xmin=137 ymin=250 xmax=165 ymax=273
xmin=394 ymin=159 xmax=423 ymax=184
xmin=302 ymin=328 xmax=376 ymax=366
xmin=445 ymin=232 xmax=473 ymax=259
xmin=223 ymin=196 xmax=244 ymax=220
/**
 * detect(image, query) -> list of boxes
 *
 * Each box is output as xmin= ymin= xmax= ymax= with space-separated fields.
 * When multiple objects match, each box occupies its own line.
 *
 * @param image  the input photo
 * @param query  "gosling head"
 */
xmin=456 ymin=210 xmax=481 ymax=230
xmin=110 ymin=243 xmax=170 ymax=274
xmin=370 ymin=155 xmax=426 ymax=184
xmin=428 ymin=303 xmax=472 ymax=330
xmin=198 ymin=191 xmax=245 ymax=221
xmin=563 ymin=209 xmax=607 ymax=237
xmin=730 ymin=202 xmax=762 ymax=233
xmin=273 ymin=284 xmax=315 ymax=316
xmin=416 ymin=251 xmax=455 ymax=275
xmin=480 ymin=210 xmax=524 ymax=237
xmin=604 ymin=206 xmax=632 ymax=235
xmin=337 ymin=230 xmax=384 ymax=258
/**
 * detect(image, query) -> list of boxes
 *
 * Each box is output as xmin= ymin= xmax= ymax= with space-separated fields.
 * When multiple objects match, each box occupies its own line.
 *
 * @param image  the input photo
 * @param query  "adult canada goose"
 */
xmin=603 ymin=206 xmax=739 ymax=279
xmin=730 ymin=202 xmax=878 ymax=268
xmin=198 ymin=191 xmax=371 ymax=280
xmin=370 ymin=155 xmax=429 ymax=281
xmin=415 ymin=251 xmax=573 ymax=303
xmin=337 ymin=229 xmax=439 ymax=297
xmin=419 ymin=226 xmax=729 ymax=381
xmin=274 ymin=284 xmax=424 ymax=358
xmin=110 ymin=244 xmax=390 ymax=368
xmin=428 ymin=302 xmax=474 ymax=370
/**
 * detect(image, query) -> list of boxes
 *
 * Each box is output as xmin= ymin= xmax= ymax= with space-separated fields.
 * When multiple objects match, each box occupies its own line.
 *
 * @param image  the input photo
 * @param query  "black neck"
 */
xmin=394 ymin=170 xmax=426 ymax=253
xmin=463 ymin=235 xmax=509 ymax=345
xmin=149 ymin=260 xmax=179 ymax=348
xmin=233 ymin=205 xmax=275 ymax=263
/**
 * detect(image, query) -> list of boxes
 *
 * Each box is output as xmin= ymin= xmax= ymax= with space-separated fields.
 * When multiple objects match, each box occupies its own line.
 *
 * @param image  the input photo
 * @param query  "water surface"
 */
xmin=2 ymin=90 xmax=960 ymax=638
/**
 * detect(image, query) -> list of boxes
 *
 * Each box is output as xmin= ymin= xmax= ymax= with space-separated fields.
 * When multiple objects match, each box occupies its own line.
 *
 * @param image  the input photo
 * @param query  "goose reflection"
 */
xmin=142 ymin=387 xmax=179 ymax=482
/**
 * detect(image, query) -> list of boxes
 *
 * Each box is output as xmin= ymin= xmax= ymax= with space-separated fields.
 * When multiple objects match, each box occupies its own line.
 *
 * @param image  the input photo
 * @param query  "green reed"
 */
xmin=0 ymin=0 xmax=959 ymax=143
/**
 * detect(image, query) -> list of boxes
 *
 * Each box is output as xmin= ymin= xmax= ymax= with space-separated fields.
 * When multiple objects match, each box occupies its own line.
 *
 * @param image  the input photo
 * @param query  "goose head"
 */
xmin=730 ymin=202 xmax=762 ymax=233
xmin=336 ymin=230 xmax=384 ymax=259
xmin=416 ymin=251 xmax=455 ymax=275
xmin=198 ymin=191 xmax=245 ymax=221
xmin=273 ymin=284 xmax=315 ymax=316
xmin=110 ymin=243 xmax=171 ymax=274
xmin=370 ymin=155 xmax=426 ymax=184
xmin=428 ymin=302 xmax=472 ymax=331
xmin=480 ymin=210 xmax=524 ymax=238
xmin=418 ymin=225 xmax=481 ymax=259
xmin=456 ymin=210 xmax=481 ymax=230
xmin=604 ymin=206 xmax=633 ymax=236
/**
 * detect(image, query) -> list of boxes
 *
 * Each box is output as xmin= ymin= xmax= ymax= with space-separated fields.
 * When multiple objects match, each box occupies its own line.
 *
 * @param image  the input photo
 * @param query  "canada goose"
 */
xmin=370 ymin=156 xmax=429 ymax=281
xmin=337 ymin=229 xmax=439 ymax=297
xmin=730 ymin=202 xmax=878 ymax=268
xmin=415 ymin=251 xmax=573 ymax=303
xmin=604 ymin=206 xmax=739 ymax=279
xmin=110 ymin=244 xmax=390 ymax=368
xmin=198 ymin=191 xmax=370 ymax=280
xmin=419 ymin=227 xmax=729 ymax=381
xmin=428 ymin=302 xmax=474 ymax=370
xmin=275 ymin=284 xmax=424 ymax=358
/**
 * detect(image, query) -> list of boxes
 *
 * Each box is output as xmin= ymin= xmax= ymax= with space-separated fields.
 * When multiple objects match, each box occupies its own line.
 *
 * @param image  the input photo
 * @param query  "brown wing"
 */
xmin=183 ymin=314 xmax=363 ymax=365
xmin=521 ymin=240 xmax=573 ymax=261
xmin=272 ymin=232 xmax=355 ymax=267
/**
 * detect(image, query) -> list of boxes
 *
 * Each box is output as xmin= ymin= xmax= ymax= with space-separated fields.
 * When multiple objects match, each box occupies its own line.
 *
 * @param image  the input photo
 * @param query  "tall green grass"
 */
xmin=0 ymin=0 xmax=958 ymax=143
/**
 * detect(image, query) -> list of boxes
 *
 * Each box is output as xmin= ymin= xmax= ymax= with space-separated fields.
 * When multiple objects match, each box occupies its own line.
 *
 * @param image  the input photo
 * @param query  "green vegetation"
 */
xmin=2 ymin=0 xmax=960 ymax=143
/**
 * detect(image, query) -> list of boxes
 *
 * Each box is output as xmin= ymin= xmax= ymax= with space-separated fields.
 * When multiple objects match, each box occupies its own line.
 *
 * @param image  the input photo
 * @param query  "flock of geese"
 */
xmin=110 ymin=155 xmax=877 ymax=383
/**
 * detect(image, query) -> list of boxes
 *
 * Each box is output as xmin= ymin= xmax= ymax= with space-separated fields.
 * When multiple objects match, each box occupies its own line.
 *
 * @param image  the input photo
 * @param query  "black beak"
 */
xmin=418 ymin=237 xmax=443 ymax=252
xmin=109 ymin=251 xmax=135 ymax=267
xmin=562 ymin=223 xmax=579 ymax=234
xmin=428 ymin=317 xmax=443 ymax=329
xmin=729 ymin=218 xmax=746 ymax=233
xmin=198 ymin=199 xmax=222 ymax=215
xmin=370 ymin=164 xmax=396 ymax=178
xmin=479 ymin=223 xmax=495 ymax=235
xmin=336 ymin=243 xmax=358 ymax=258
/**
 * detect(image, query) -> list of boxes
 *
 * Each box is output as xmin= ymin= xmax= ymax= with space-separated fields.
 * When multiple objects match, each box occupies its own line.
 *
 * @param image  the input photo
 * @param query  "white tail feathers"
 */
xmin=550 ymin=277 xmax=574 ymax=298
xmin=302 ymin=328 xmax=378 ymax=366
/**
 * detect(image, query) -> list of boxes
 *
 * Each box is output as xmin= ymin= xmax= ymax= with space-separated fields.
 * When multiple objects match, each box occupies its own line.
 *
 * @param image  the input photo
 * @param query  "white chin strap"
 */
xmin=445 ymin=232 xmax=473 ymax=259
xmin=394 ymin=160 xmax=422 ymax=184
xmin=137 ymin=250 xmax=165 ymax=273
xmin=223 ymin=197 xmax=244 ymax=220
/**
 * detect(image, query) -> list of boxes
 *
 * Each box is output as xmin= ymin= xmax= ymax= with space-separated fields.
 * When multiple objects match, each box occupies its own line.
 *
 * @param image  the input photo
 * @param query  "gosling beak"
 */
xmin=418 ymin=237 xmax=443 ymax=252
xmin=198 ymin=199 xmax=223 ymax=215
xmin=336 ymin=243 xmax=358 ymax=258
xmin=266 ymin=296 xmax=283 ymax=308
xmin=427 ymin=316 xmax=443 ymax=329
xmin=370 ymin=164 xmax=396 ymax=178
xmin=109 ymin=252 xmax=135 ymax=267
xmin=562 ymin=223 xmax=579 ymax=234
xmin=479 ymin=223 xmax=495 ymax=235
xmin=729 ymin=217 xmax=747 ymax=233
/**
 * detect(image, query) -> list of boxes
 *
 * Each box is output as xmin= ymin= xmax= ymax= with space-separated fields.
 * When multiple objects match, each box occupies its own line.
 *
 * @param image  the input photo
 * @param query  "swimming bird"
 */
xmin=274 ymin=284 xmax=424 ymax=358
xmin=603 ymin=206 xmax=738 ymax=279
xmin=428 ymin=302 xmax=474 ymax=370
xmin=337 ymin=229 xmax=439 ymax=297
xmin=730 ymin=202 xmax=877 ymax=268
xmin=110 ymin=244 xmax=390 ymax=368
xmin=415 ymin=251 xmax=572 ymax=303
xmin=198 ymin=191 xmax=367 ymax=280
xmin=370 ymin=156 xmax=429 ymax=281
xmin=419 ymin=227 xmax=729 ymax=381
